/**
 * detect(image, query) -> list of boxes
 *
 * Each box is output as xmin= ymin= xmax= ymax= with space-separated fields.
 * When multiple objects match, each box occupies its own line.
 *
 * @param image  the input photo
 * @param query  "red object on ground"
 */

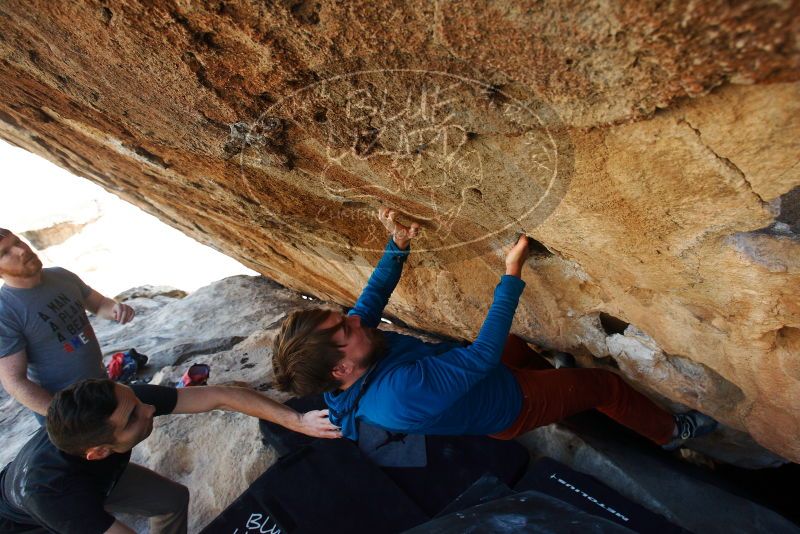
xmin=178 ymin=363 xmax=210 ymax=387
xmin=490 ymin=334 xmax=675 ymax=445
xmin=107 ymin=352 xmax=125 ymax=380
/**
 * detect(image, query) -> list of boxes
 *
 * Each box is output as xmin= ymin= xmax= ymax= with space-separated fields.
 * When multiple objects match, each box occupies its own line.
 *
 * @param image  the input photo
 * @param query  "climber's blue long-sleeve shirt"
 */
xmin=325 ymin=238 xmax=525 ymax=441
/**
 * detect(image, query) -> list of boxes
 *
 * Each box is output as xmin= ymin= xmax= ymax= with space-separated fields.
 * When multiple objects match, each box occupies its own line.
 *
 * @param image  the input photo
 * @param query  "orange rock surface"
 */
xmin=0 ymin=1 xmax=798 ymax=461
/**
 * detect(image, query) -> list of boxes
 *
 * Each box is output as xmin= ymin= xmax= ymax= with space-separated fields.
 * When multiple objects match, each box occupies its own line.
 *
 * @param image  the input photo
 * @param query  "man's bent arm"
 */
xmin=386 ymin=274 xmax=526 ymax=415
xmin=173 ymin=385 xmax=340 ymax=438
xmin=348 ymin=238 xmax=410 ymax=328
xmin=0 ymin=350 xmax=52 ymax=415
xmin=85 ymin=290 xmax=134 ymax=324
xmin=85 ymin=290 xmax=115 ymax=319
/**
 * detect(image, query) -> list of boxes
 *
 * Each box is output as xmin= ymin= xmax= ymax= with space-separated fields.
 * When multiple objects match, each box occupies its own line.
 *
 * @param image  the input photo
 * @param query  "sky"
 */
xmin=1 ymin=139 xmax=257 ymax=297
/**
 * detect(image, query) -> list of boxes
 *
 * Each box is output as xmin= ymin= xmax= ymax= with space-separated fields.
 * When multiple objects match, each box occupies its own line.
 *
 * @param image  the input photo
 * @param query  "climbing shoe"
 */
xmin=663 ymin=410 xmax=718 ymax=451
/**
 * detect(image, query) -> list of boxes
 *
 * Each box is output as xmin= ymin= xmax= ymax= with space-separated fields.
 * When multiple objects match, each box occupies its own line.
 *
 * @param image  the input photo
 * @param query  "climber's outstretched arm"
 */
xmin=348 ymin=207 xmax=420 ymax=328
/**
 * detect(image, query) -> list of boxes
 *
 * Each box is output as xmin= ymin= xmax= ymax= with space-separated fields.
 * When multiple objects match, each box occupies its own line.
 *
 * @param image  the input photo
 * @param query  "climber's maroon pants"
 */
xmin=490 ymin=334 xmax=675 ymax=445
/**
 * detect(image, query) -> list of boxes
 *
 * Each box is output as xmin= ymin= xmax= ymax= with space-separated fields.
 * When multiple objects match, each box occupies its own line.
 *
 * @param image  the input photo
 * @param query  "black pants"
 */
xmin=0 ymin=463 xmax=189 ymax=534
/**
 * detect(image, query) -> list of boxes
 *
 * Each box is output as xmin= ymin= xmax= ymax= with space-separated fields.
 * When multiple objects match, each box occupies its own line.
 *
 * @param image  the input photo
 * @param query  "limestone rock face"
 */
xmin=0 ymin=2 xmax=798 ymax=462
xmin=94 ymin=275 xmax=303 ymax=370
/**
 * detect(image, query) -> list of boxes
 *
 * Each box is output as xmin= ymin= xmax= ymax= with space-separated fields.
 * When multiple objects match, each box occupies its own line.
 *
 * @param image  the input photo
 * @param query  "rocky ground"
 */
xmin=1 ymin=275 xmax=797 ymax=532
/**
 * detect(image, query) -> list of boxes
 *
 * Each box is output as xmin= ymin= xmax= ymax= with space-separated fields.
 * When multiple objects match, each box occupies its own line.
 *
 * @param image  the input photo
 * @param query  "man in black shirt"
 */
xmin=0 ymin=379 xmax=340 ymax=533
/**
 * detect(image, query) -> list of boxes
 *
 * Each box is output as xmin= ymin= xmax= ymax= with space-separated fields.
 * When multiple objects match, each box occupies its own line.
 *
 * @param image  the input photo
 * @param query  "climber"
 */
xmin=272 ymin=207 xmax=718 ymax=449
xmin=0 ymin=378 xmax=341 ymax=534
xmin=0 ymin=228 xmax=135 ymax=422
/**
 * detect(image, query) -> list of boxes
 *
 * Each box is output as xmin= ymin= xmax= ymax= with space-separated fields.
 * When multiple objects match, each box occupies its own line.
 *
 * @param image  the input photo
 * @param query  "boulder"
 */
xmin=94 ymin=277 xmax=796 ymax=532
xmin=0 ymin=1 xmax=798 ymax=463
xmin=92 ymin=275 xmax=305 ymax=371
xmin=114 ymin=285 xmax=188 ymax=302
xmin=96 ymin=277 xmax=315 ymax=532
xmin=1 ymin=275 xmax=796 ymax=532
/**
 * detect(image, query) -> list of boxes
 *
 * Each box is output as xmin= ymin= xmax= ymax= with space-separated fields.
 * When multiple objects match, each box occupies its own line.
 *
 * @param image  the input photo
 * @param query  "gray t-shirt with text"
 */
xmin=0 ymin=267 xmax=105 ymax=394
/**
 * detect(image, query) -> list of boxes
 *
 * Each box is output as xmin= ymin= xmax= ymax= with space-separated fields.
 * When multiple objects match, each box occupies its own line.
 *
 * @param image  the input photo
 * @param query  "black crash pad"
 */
xmin=382 ymin=434 xmax=528 ymax=517
xmin=200 ymin=438 xmax=427 ymax=533
xmin=405 ymin=490 xmax=637 ymax=534
xmin=433 ymin=474 xmax=516 ymax=518
xmin=259 ymin=395 xmax=530 ymax=517
xmin=515 ymin=457 xmax=684 ymax=533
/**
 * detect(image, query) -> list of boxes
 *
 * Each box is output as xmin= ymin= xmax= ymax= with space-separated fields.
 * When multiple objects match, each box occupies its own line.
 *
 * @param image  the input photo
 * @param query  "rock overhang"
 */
xmin=0 ymin=1 xmax=798 ymax=462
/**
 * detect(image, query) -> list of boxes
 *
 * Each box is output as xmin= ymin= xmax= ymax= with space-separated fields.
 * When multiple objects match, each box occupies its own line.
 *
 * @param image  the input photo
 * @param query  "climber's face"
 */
xmin=317 ymin=311 xmax=386 ymax=384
